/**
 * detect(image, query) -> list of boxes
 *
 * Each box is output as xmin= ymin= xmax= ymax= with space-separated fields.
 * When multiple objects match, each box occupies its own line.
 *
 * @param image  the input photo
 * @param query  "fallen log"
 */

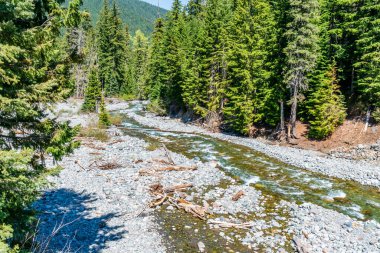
xmin=208 ymin=220 xmax=253 ymax=229
xmin=163 ymin=183 xmax=193 ymax=193
xmin=162 ymin=144 xmax=175 ymax=165
xmin=231 ymin=190 xmax=245 ymax=201
xmin=157 ymin=165 xmax=197 ymax=172
xmin=98 ymin=162 xmax=122 ymax=170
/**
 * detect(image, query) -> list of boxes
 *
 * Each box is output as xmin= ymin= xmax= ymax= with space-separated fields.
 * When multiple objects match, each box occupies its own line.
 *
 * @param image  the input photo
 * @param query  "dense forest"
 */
xmin=83 ymin=0 xmax=379 ymax=140
xmin=143 ymin=0 xmax=379 ymax=140
xmin=66 ymin=0 xmax=167 ymax=34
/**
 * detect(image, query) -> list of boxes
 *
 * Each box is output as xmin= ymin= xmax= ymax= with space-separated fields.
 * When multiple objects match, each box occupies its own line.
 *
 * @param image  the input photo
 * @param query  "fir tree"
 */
xmin=109 ymin=1 xmax=128 ymax=95
xmin=98 ymin=94 xmax=111 ymax=128
xmin=306 ymin=66 xmax=346 ymax=139
xmin=355 ymin=0 xmax=380 ymax=109
xmin=131 ymin=30 xmax=149 ymax=98
xmin=97 ymin=0 xmax=113 ymax=93
xmin=82 ymin=67 xmax=101 ymax=112
xmin=223 ymin=0 xmax=278 ymax=135
xmin=147 ymin=18 xmax=165 ymax=102
xmin=0 ymin=0 xmax=82 ymax=250
xmin=284 ymin=0 xmax=320 ymax=138
xmin=160 ymin=0 xmax=186 ymax=111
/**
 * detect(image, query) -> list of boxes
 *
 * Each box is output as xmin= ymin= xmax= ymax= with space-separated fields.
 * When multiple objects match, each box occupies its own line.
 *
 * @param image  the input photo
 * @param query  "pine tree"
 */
xmin=109 ymin=1 xmax=128 ymax=95
xmin=355 ymin=0 xmax=380 ymax=109
xmin=223 ymin=0 xmax=278 ymax=135
xmin=82 ymin=67 xmax=101 ymax=112
xmin=98 ymin=94 xmax=111 ymax=128
xmin=131 ymin=30 xmax=149 ymax=98
xmin=96 ymin=0 xmax=128 ymax=97
xmin=147 ymin=18 xmax=165 ymax=102
xmin=284 ymin=0 xmax=320 ymax=138
xmin=97 ymin=0 xmax=113 ymax=93
xmin=306 ymin=66 xmax=346 ymax=139
xmin=160 ymin=0 xmax=186 ymax=111
xmin=0 ymin=0 xmax=81 ymax=250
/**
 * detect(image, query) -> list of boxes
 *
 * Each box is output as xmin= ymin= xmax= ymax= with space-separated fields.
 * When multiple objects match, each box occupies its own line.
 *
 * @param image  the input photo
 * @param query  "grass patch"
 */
xmin=120 ymin=93 xmax=138 ymax=101
xmin=78 ymin=127 xmax=109 ymax=142
xmin=109 ymin=114 xmax=123 ymax=126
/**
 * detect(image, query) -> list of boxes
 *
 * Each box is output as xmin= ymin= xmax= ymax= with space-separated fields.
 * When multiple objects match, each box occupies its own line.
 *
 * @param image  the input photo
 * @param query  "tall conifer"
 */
xmin=284 ymin=0 xmax=320 ymax=138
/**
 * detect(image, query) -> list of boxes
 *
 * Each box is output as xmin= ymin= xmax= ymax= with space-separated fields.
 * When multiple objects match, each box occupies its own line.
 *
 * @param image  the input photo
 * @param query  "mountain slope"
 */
xmin=79 ymin=0 xmax=167 ymax=35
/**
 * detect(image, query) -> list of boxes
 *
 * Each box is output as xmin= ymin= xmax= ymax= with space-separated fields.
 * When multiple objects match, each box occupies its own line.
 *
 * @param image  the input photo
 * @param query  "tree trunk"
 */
xmin=364 ymin=107 xmax=371 ymax=132
xmin=280 ymin=100 xmax=285 ymax=132
xmin=288 ymin=85 xmax=298 ymax=139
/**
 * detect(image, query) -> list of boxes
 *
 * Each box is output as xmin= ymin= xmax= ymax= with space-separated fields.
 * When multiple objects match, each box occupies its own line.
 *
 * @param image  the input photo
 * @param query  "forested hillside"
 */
xmin=142 ymin=0 xmax=379 ymax=140
xmin=76 ymin=0 xmax=167 ymax=34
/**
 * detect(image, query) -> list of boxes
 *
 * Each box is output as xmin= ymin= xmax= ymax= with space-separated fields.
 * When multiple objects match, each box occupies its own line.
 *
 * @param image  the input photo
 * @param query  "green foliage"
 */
xmin=82 ymin=67 xmax=101 ymax=112
xmin=0 ymin=0 xmax=82 ymax=250
xmin=67 ymin=0 xmax=167 ymax=35
xmin=98 ymin=95 xmax=111 ymax=128
xmin=223 ymin=0 xmax=278 ymax=134
xmin=142 ymin=0 xmax=380 ymax=139
xmin=355 ymin=0 xmax=380 ymax=107
xmin=307 ymin=66 xmax=346 ymax=139
xmin=96 ymin=0 xmax=128 ymax=96
xmin=127 ymin=30 xmax=149 ymax=99
xmin=146 ymin=18 xmax=166 ymax=102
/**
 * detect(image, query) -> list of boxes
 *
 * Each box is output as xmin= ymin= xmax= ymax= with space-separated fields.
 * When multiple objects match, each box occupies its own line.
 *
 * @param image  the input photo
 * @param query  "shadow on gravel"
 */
xmin=34 ymin=188 xmax=126 ymax=253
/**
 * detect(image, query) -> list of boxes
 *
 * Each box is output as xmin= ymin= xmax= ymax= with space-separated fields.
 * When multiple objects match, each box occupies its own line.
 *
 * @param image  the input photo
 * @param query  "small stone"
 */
xmin=198 ymin=241 xmax=205 ymax=252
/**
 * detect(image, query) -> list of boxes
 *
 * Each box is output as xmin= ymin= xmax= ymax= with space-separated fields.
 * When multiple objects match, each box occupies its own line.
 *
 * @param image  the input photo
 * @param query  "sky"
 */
xmin=141 ymin=0 xmax=189 ymax=10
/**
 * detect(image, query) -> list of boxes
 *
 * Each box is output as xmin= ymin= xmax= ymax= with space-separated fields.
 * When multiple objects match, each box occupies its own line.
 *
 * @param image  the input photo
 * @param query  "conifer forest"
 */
xmin=1 ymin=0 xmax=380 ymax=252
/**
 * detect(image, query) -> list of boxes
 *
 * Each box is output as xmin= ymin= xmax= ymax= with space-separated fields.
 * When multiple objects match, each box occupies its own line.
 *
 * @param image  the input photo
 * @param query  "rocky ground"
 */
xmin=124 ymin=101 xmax=380 ymax=188
xmin=34 ymin=99 xmax=380 ymax=252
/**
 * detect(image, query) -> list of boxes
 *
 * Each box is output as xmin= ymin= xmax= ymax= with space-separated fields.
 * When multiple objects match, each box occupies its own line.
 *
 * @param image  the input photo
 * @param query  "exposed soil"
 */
xmin=281 ymin=120 xmax=380 ymax=153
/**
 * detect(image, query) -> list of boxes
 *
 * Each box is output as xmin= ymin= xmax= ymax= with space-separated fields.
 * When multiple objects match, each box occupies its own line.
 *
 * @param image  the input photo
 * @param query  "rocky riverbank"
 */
xmin=33 ymin=99 xmax=380 ymax=252
xmin=123 ymin=101 xmax=380 ymax=188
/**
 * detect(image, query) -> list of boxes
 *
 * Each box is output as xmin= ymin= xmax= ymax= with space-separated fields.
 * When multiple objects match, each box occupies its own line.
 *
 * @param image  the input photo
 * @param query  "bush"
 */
xmin=146 ymin=100 xmax=167 ymax=116
xmin=0 ymin=150 xmax=44 ymax=252
xmin=306 ymin=66 xmax=346 ymax=140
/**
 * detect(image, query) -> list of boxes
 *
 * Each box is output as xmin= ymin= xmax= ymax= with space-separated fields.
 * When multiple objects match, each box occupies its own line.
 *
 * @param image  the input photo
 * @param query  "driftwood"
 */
xmin=162 ymin=144 xmax=175 ymax=165
xmin=74 ymin=160 xmax=86 ymax=170
xmin=149 ymin=183 xmax=206 ymax=219
xmin=139 ymin=166 xmax=197 ymax=176
xmin=293 ymin=238 xmax=311 ymax=253
xmin=208 ymin=220 xmax=253 ymax=229
xmin=152 ymin=158 xmax=172 ymax=165
xmin=97 ymin=162 xmax=122 ymax=170
xmin=231 ymin=190 xmax=245 ymax=201
xmin=157 ymin=166 xmax=197 ymax=172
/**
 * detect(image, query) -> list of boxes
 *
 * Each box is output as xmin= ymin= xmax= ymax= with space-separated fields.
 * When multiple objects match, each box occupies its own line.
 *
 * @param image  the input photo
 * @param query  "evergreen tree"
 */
xmin=96 ymin=0 xmax=128 ymax=97
xmin=284 ymin=0 xmax=320 ymax=138
xmin=109 ymin=1 xmax=128 ymax=95
xmin=0 ymin=0 xmax=81 ymax=250
xmin=82 ymin=67 xmax=101 ymax=112
xmin=98 ymin=94 xmax=111 ymax=127
xmin=223 ymin=0 xmax=278 ymax=135
xmin=147 ymin=18 xmax=166 ymax=102
xmin=160 ymin=0 xmax=186 ymax=111
xmin=131 ymin=30 xmax=149 ymax=98
xmin=355 ymin=0 xmax=380 ymax=109
xmin=306 ymin=66 xmax=346 ymax=139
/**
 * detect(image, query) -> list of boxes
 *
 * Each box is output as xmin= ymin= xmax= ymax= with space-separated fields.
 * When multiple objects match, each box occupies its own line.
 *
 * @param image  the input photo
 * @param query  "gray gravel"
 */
xmin=34 ymin=100 xmax=380 ymax=252
xmin=124 ymin=101 xmax=380 ymax=187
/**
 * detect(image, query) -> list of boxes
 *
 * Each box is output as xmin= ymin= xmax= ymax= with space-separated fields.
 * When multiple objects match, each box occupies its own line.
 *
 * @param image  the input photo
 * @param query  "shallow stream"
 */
xmin=115 ymin=104 xmax=380 ymax=224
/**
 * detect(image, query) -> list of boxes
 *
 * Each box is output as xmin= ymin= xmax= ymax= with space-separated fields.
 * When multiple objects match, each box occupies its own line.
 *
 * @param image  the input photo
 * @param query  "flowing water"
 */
xmin=114 ymin=105 xmax=380 ymax=224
